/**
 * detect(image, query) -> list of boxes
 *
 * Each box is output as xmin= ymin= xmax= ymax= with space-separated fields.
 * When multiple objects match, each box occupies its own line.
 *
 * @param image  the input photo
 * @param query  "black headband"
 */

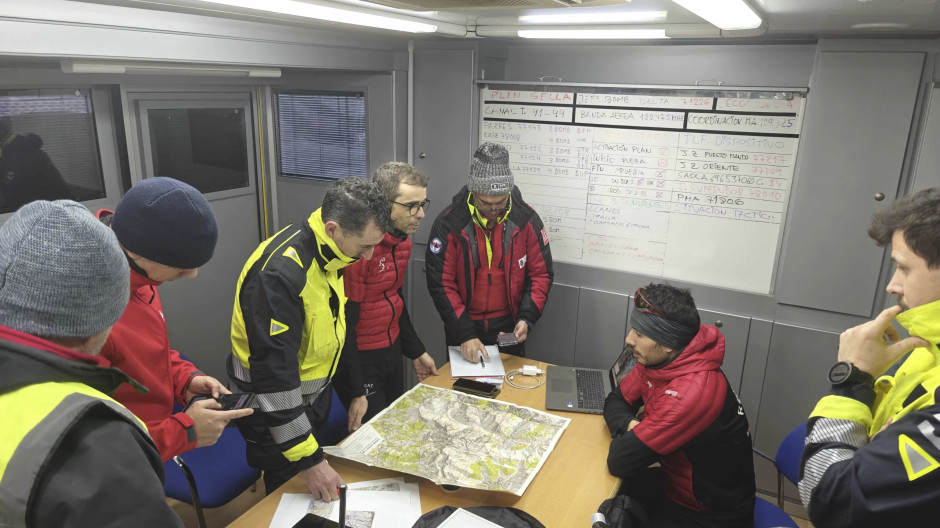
xmin=631 ymin=310 xmax=700 ymax=352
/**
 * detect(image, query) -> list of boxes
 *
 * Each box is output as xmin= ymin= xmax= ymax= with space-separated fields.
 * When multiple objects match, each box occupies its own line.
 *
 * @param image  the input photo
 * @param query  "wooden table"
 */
xmin=229 ymin=355 xmax=621 ymax=528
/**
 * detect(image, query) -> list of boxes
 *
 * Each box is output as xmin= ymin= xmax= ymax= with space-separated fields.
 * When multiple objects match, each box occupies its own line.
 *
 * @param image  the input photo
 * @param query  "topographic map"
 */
xmin=323 ymin=384 xmax=570 ymax=496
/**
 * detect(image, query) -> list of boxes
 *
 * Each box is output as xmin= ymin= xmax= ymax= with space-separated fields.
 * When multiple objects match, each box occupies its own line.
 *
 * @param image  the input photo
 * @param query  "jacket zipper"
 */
xmin=383 ymin=245 xmax=399 ymax=346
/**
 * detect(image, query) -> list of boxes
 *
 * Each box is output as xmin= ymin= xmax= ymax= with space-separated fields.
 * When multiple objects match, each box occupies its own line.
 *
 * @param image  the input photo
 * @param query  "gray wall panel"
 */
xmin=525 ymin=283 xmax=579 ymax=367
xmin=777 ymin=51 xmax=925 ymax=315
xmin=698 ymin=308 xmax=751 ymax=395
xmin=740 ymin=319 xmax=773 ymax=440
xmin=575 ymin=288 xmax=630 ymax=369
xmin=754 ymin=323 xmax=839 ymax=454
xmin=410 ymin=258 xmax=448 ymax=371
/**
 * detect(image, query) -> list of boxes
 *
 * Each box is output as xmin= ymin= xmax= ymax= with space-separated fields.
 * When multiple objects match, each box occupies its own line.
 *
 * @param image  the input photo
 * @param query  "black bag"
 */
xmin=411 ymin=506 xmax=545 ymax=528
xmin=597 ymin=495 xmax=651 ymax=528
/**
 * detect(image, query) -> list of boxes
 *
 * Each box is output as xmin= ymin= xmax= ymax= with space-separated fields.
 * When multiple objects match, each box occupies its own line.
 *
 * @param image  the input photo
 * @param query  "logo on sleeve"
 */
xmin=518 ymin=255 xmax=527 ymax=269
xmin=899 ymin=433 xmax=940 ymax=481
xmin=430 ymin=238 xmax=443 ymax=254
xmin=283 ymin=246 xmax=303 ymax=268
xmin=541 ymin=228 xmax=550 ymax=245
xmin=270 ymin=319 xmax=289 ymax=336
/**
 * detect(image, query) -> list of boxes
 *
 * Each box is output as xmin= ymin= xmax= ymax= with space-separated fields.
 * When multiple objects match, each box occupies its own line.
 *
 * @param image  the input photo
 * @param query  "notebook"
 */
xmin=545 ymin=346 xmax=637 ymax=414
xmin=448 ymin=345 xmax=505 ymax=379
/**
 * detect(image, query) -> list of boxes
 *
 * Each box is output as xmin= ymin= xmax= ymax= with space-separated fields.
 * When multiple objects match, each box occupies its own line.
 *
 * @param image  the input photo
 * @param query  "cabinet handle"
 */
xmin=715 ymin=320 xmax=723 ymax=328
xmin=419 ymin=152 xmax=427 ymax=159
xmin=875 ymin=192 xmax=885 ymax=201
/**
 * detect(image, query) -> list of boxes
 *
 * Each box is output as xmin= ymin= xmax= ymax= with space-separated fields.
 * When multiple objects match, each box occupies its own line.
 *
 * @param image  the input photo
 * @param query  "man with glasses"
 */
xmin=426 ymin=142 xmax=553 ymax=363
xmin=604 ymin=283 xmax=755 ymax=528
xmin=335 ymin=162 xmax=439 ymax=433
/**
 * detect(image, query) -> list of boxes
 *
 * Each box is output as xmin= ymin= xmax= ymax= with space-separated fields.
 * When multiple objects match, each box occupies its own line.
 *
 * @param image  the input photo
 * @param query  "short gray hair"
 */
xmin=372 ymin=162 xmax=428 ymax=201
xmin=321 ymin=178 xmax=392 ymax=235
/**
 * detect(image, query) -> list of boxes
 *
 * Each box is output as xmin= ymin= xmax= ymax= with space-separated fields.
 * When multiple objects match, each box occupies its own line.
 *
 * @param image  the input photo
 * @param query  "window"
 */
xmin=147 ymin=107 xmax=250 ymax=194
xmin=275 ymin=91 xmax=367 ymax=181
xmin=0 ymin=90 xmax=105 ymax=214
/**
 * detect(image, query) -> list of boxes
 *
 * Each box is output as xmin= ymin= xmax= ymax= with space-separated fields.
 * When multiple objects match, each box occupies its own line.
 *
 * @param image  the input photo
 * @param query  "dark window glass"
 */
xmin=0 ymin=91 xmax=105 ymax=214
xmin=275 ymin=91 xmax=367 ymax=181
xmin=148 ymin=107 xmax=250 ymax=194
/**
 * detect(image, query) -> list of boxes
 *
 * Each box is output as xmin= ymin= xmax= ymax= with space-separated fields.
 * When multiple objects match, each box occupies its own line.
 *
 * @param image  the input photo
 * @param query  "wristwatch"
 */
xmin=828 ymin=361 xmax=874 ymax=386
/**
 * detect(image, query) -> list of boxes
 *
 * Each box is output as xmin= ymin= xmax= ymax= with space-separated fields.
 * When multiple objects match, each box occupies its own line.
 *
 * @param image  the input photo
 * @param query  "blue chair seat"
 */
xmin=164 ymin=426 xmax=260 ymax=509
xmin=754 ymin=497 xmax=798 ymax=528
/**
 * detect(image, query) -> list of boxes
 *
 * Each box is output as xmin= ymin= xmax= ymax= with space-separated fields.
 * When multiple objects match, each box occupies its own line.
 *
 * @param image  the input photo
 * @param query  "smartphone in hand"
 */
xmin=183 ymin=393 xmax=256 ymax=412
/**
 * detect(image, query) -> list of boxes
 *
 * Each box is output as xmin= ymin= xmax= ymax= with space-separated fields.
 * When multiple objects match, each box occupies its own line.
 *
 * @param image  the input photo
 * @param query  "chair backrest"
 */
xmin=754 ymin=497 xmax=799 ymax=528
xmin=774 ymin=422 xmax=807 ymax=486
xmin=164 ymin=427 xmax=260 ymax=508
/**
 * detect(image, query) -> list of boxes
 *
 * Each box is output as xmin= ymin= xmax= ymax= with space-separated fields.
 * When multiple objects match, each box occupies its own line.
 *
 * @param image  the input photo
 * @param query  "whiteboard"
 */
xmin=479 ymin=83 xmax=806 ymax=294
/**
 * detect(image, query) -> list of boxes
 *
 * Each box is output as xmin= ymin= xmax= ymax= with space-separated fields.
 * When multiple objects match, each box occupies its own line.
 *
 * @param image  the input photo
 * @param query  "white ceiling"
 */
xmin=74 ymin=0 xmax=940 ymax=39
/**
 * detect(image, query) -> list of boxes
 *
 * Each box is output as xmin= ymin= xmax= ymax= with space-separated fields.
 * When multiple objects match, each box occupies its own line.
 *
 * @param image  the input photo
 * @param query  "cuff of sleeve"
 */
xmin=810 ymin=394 xmax=874 ymax=430
xmin=403 ymin=348 xmax=425 ymax=361
xmin=830 ymin=376 xmax=876 ymax=408
xmin=179 ymin=373 xmax=205 ymax=403
xmin=294 ymin=447 xmax=325 ymax=471
xmin=171 ymin=412 xmax=198 ymax=446
xmin=519 ymin=318 xmax=533 ymax=330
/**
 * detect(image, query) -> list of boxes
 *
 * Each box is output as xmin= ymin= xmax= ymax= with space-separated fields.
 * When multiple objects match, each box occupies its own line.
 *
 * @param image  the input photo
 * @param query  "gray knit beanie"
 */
xmin=0 ymin=200 xmax=130 ymax=338
xmin=468 ymin=143 xmax=514 ymax=196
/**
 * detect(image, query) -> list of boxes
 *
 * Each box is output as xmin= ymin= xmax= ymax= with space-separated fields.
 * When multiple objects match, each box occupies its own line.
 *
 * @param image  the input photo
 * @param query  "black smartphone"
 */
xmin=497 ymin=333 xmax=518 ymax=347
xmin=183 ymin=393 xmax=256 ymax=412
xmin=453 ymin=378 xmax=500 ymax=398
xmin=292 ymin=513 xmax=342 ymax=528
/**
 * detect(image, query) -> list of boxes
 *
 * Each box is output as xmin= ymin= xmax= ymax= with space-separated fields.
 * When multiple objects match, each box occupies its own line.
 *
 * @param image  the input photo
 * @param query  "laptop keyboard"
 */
xmin=576 ymin=369 xmax=605 ymax=409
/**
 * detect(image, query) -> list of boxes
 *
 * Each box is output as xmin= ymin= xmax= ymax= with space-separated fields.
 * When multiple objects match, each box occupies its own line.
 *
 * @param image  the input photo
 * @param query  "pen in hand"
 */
xmin=478 ymin=350 xmax=485 ymax=369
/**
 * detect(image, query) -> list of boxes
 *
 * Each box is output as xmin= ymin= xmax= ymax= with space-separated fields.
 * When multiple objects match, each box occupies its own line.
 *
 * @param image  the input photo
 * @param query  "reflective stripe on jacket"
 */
xmin=0 ymin=381 xmax=146 ymax=526
xmin=230 ymin=208 xmax=355 ymax=466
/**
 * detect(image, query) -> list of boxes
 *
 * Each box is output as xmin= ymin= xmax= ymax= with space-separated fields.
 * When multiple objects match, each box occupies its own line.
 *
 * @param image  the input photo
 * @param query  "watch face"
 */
xmin=829 ymin=362 xmax=852 ymax=384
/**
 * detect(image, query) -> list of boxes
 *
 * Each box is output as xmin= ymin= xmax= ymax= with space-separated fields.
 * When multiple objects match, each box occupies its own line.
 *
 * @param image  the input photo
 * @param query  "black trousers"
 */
xmin=444 ymin=314 xmax=525 ymax=357
xmin=237 ymin=387 xmax=333 ymax=495
xmin=618 ymin=467 xmax=752 ymax=528
xmin=336 ymin=339 xmax=405 ymax=424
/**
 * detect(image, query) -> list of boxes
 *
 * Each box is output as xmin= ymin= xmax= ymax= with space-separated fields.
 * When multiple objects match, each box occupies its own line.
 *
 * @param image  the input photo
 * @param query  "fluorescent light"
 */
xmin=671 ymin=0 xmax=762 ymax=30
xmin=193 ymin=0 xmax=438 ymax=33
xmin=518 ymin=29 xmax=669 ymax=39
xmin=61 ymin=60 xmax=282 ymax=78
xmin=519 ymin=10 xmax=668 ymax=25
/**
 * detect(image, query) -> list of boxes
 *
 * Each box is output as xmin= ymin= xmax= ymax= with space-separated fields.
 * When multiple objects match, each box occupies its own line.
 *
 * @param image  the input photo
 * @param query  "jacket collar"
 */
xmin=896 ymin=298 xmax=940 ymax=354
xmin=130 ymin=266 xmax=161 ymax=288
xmin=0 ymin=324 xmax=146 ymax=396
xmin=641 ymin=325 xmax=725 ymax=382
xmin=307 ymin=208 xmax=358 ymax=273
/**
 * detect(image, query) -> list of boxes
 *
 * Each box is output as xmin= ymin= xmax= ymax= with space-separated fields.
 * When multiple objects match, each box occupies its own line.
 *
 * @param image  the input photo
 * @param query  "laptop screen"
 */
xmin=609 ymin=346 xmax=638 ymax=388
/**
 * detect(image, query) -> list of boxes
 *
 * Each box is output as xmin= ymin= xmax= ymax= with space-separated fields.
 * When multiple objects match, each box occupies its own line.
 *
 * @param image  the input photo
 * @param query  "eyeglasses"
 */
xmin=634 ymin=287 xmax=666 ymax=318
xmin=474 ymin=195 xmax=510 ymax=213
xmin=390 ymin=199 xmax=430 ymax=217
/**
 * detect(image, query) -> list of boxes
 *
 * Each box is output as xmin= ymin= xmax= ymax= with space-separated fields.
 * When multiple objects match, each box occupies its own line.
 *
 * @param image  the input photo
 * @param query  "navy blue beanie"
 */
xmin=112 ymin=177 xmax=218 ymax=269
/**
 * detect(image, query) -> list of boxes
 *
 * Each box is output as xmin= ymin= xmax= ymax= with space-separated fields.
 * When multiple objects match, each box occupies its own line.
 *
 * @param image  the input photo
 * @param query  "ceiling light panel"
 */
xmin=517 ymin=29 xmax=670 ymax=39
xmin=519 ymin=10 xmax=669 ymax=24
xmin=671 ymin=0 xmax=762 ymax=30
xmin=192 ymin=0 xmax=438 ymax=32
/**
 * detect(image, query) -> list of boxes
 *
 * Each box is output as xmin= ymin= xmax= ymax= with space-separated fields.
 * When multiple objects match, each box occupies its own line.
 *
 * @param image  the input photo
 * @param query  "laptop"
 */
xmin=545 ymin=346 xmax=637 ymax=414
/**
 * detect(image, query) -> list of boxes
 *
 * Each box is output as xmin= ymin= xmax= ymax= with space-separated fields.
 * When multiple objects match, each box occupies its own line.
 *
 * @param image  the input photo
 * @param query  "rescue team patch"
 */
xmin=283 ymin=246 xmax=303 ymax=268
xmin=430 ymin=238 xmax=443 ymax=254
xmin=899 ymin=433 xmax=940 ymax=481
xmin=270 ymin=319 xmax=289 ymax=336
xmin=518 ymin=255 xmax=527 ymax=269
xmin=541 ymin=228 xmax=550 ymax=245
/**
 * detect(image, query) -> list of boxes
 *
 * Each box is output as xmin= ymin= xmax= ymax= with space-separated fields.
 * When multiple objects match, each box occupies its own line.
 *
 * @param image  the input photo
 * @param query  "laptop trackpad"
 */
xmin=551 ymin=378 xmax=573 ymax=393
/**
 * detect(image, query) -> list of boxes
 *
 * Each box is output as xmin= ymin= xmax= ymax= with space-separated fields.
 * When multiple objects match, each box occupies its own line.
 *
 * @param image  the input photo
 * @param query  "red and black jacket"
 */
xmin=603 ymin=325 xmax=755 ymax=526
xmin=424 ymin=185 xmax=553 ymax=343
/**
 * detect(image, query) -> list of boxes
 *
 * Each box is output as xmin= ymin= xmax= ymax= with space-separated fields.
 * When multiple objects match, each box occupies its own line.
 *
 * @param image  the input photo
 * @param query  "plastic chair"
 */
xmin=318 ymin=388 xmax=350 ymax=447
xmin=754 ymin=422 xmax=807 ymax=508
xmin=752 ymin=422 xmax=807 ymax=528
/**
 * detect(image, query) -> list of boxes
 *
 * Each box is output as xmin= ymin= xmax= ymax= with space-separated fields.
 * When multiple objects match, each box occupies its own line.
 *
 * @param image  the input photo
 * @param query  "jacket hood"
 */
xmin=0 ymin=325 xmax=142 ymax=396
xmin=641 ymin=324 xmax=725 ymax=382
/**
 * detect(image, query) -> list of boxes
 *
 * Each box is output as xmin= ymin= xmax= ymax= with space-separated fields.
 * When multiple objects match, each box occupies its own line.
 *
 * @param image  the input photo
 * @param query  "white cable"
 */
xmin=505 ymin=366 xmax=545 ymax=390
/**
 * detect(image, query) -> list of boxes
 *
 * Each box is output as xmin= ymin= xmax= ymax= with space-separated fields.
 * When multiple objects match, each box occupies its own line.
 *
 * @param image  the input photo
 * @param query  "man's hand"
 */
xmin=460 ymin=338 xmax=488 ymax=362
xmin=184 ymin=398 xmax=253 ymax=447
xmin=512 ymin=320 xmax=529 ymax=344
xmin=301 ymin=460 xmax=345 ymax=501
xmin=838 ymin=305 xmax=929 ymax=377
xmin=627 ymin=419 xmax=640 ymax=432
xmin=347 ymin=395 xmax=368 ymax=433
xmin=185 ymin=375 xmax=230 ymax=401
xmin=413 ymin=353 xmax=439 ymax=382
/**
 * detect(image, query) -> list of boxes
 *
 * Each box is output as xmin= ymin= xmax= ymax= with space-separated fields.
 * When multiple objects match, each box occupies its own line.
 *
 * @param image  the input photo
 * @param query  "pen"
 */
xmin=479 ymin=350 xmax=485 ymax=369
xmin=338 ymin=484 xmax=347 ymax=527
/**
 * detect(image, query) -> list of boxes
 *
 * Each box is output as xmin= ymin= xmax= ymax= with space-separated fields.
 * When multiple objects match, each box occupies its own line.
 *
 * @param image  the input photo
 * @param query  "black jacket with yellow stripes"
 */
xmin=229 ymin=208 xmax=356 ymax=470
xmin=800 ymin=298 xmax=940 ymax=528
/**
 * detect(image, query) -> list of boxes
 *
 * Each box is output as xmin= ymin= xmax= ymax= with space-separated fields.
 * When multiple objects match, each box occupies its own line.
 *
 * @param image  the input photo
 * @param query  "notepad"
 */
xmin=437 ymin=508 xmax=503 ymax=528
xmin=448 ymin=346 xmax=505 ymax=379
